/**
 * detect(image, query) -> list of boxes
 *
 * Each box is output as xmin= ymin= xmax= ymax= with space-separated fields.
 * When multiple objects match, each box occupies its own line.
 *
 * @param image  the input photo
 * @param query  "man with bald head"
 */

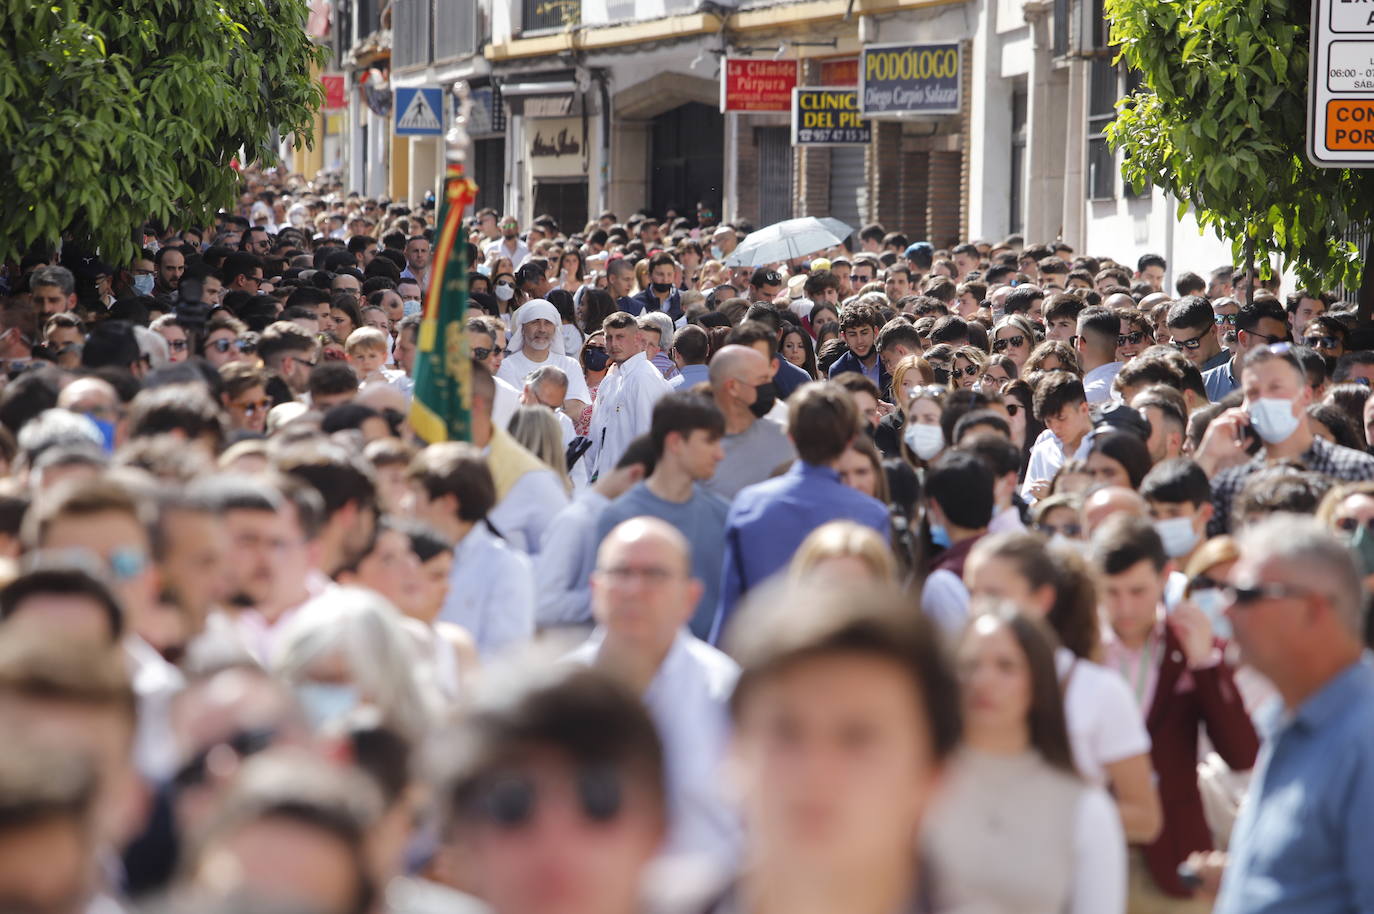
xmin=57 ymin=377 xmax=124 ymax=452
xmin=1082 ymin=486 xmax=1147 ymax=538
xmin=704 ymin=345 xmax=796 ymax=499
xmin=567 ymin=517 xmax=741 ymax=866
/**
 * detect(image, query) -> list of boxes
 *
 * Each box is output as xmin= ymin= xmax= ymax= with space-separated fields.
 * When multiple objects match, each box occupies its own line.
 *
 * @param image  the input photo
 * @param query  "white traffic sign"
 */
xmin=1309 ymin=0 xmax=1374 ymax=165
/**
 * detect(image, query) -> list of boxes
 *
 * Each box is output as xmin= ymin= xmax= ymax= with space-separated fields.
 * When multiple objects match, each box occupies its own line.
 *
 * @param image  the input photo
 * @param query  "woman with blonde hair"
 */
xmin=789 ymin=520 xmax=897 ymax=584
xmin=507 ymin=405 xmax=572 ymax=494
xmin=949 ymin=345 xmax=990 ymax=391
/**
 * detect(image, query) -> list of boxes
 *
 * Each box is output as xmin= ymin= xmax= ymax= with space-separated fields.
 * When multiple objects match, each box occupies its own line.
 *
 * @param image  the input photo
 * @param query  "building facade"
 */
xmin=326 ymin=0 xmax=1236 ymax=281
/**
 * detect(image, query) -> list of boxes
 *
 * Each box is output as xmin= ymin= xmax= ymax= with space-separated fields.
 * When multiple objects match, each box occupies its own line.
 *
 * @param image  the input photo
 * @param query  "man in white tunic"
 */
xmin=586 ymin=311 xmax=672 ymax=479
xmin=497 ymin=299 xmax=590 ymax=418
xmin=565 ymin=517 xmax=742 ymax=867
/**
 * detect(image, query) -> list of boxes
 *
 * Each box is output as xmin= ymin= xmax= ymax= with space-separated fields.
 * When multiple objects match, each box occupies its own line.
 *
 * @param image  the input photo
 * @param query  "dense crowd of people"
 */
xmin=0 ymin=167 xmax=1372 ymax=914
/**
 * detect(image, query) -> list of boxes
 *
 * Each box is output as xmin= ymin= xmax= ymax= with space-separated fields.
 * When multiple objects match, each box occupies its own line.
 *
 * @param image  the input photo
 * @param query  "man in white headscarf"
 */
xmin=497 ymin=299 xmax=591 ymax=417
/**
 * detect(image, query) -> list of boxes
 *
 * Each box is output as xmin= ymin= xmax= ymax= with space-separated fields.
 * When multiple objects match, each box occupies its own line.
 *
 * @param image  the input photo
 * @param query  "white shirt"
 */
xmin=441 ymin=521 xmax=535 ymax=658
xmin=493 ymin=375 xmax=520 ymax=430
xmin=1021 ymin=428 xmax=1095 ymax=502
xmin=555 ymin=408 xmax=590 ymax=492
xmin=566 ymin=629 xmax=743 ymax=865
xmin=561 ymin=324 xmax=584 ymax=359
xmin=921 ymin=569 xmax=969 ymax=635
xmin=497 ymin=349 xmax=591 ymax=405
xmin=587 ymin=352 xmax=672 ymax=478
xmin=125 ymin=635 xmax=185 ymax=781
xmin=535 ymin=490 xmax=609 ymax=627
xmin=485 ymin=237 xmax=530 ymax=267
xmin=1082 ymin=361 xmax=1124 ymax=404
xmin=1055 ymin=647 xmax=1152 ymax=785
xmin=488 ymin=465 xmax=569 ymax=555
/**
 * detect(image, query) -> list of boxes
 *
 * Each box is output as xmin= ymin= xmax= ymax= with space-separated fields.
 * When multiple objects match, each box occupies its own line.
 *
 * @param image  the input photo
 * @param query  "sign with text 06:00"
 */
xmin=791 ymin=87 xmax=872 ymax=146
xmin=860 ymin=42 xmax=961 ymax=116
xmin=1308 ymin=0 xmax=1374 ymax=165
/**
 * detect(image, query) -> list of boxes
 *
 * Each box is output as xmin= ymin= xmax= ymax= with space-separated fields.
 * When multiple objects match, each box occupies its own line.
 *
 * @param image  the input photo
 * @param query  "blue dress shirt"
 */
xmin=1215 ymin=658 xmax=1374 ymax=914
xmin=708 ymin=461 xmax=890 ymax=643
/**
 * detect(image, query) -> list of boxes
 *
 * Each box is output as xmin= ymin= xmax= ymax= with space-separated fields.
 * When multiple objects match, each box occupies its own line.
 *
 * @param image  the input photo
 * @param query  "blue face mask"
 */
xmin=294 ymin=682 xmax=361 ymax=731
xmin=1191 ymin=587 xmax=1231 ymax=640
xmin=930 ymin=522 xmax=952 ymax=549
xmin=86 ymin=415 xmax=116 ymax=454
xmin=132 ymin=274 xmax=155 ymax=296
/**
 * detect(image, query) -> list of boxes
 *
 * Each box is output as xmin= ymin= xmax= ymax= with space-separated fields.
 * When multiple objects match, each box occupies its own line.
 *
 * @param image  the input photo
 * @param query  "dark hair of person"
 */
xmin=1139 ymin=458 xmax=1211 ymax=507
xmin=1091 ymin=513 xmax=1168 ymax=575
xmin=1087 ymin=430 xmax=1154 ymax=489
xmin=788 ymin=381 xmax=861 ymax=465
xmin=726 ymin=582 xmax=962 ymax=762
xmin=440 ymin=666 xmax=665 ymax=837
xmin=406 ymin=442 xmax=496 ymax=522
xmin=126 ymin=383 xmax=227 ymax=450
xmin=0 ymin=564 xmax=124 ymax=641
xmin=927 ymin=450 xmax=994 ymax=529
xmin=649 ymin=392 xmax=725 ymax=458
xmin=970 ymin=608 xmax=1079 ymax=776
xmin=780 ymin=325 xmax=819 ymax=379
xmin=1032 ymin=371 xmax=1086 ymax=422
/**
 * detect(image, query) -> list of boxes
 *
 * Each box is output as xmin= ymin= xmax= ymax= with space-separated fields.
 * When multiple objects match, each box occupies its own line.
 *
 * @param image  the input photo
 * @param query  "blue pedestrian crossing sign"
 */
xmin=395 ymin=87 xmax=444 ymax=136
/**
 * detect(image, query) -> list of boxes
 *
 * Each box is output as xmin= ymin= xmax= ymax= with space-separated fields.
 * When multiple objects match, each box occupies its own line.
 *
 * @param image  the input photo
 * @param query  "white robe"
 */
xmin=586 ymin=351 xmax=672 ymax=478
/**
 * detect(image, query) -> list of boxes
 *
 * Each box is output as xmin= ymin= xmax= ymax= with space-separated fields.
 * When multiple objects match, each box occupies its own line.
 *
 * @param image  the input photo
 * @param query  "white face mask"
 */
xmin=1248 ymin=397 xmax=1300 ymax=444
xmin=711 ymin=245 xmax=723 ymax=260
xmin=494 ymin=283 xmax=515 ymax=302
xmin=132 ymin=274 xmax=155 ymax=296
xmin=1153 ymin=516 xmax=1198 ymax=558
xmin=402 ymin=299 xmax=422 ymax=317
xmin=904 ymin=422 xmax=945 ymax=461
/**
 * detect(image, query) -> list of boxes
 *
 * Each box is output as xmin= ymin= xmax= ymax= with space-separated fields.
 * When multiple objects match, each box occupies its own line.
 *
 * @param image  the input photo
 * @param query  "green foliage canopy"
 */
xmin=0 ymin=0 xmax=327 ymax=264
xmin=1106 ymin=0 xmax=1374 ymax=289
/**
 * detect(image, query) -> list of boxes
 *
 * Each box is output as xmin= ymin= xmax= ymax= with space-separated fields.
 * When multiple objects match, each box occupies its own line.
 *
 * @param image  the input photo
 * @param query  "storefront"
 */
xmin=526 ymin=114 xmax=592 ymax=233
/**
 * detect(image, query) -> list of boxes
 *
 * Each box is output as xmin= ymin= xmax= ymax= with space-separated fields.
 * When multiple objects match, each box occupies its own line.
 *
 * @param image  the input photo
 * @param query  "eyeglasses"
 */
xmin=464 ymin=766 xmax=623 ymax=828
xmin=172 ymin=726 xmax=276 ymax=791
xmin=1038 ymin=522 xmax=1083 ymax=538
xmin=1304 ymin=335 xmax=1341 ymax=350
xmin=1335 ymin=516 xmax=1374 ymax=535
xmin=993 ymin=334 xmax=1026 ymax=352
xmin=237 ymin=398 xmax=273 ymax=416
xmin=1170 ymin=335 xmax=1204 ymax=351
xmin=908 ymin=385 xmax=948 ymax=401
xmin=472 ymin=347 xmax=494 ymax=361
xmin=954 ymin=364 xmax=979 ymax=377
xmin=167 ymin=338 xmax=188 ymax=352
xmin=1117 ymin=331 xmax=1146 ymax=346
xmin=132 ymin=268 xmax=155 ymax=277
xmin=209 ymin=338 xmax=252 ymax=353
xmin=1223 ymin=582 xmax=1312 ymax=607
xmin=1214 ymin=313 xmax=1237 ymax=326
xmin=290 ymin=353 xmax=318 ymax=369
xmin=598 ymin=565 xmax=679 ymax=586
xmin=1190 ymin=575 xmax=1224 ymax=592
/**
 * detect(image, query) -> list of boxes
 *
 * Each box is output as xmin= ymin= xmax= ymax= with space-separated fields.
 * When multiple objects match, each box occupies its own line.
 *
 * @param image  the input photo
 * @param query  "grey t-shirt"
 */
xmin=596 ymin=482 xmax=730 ymax=639
xmin=704 ymin=417 xmax=797 ymax=500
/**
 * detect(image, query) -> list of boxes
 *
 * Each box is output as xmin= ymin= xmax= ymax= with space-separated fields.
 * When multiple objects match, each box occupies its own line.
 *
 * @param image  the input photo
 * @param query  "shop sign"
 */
xmin=859 ymin=42 xmax=962 ymax=116
xmin=819 ymin=58 xmax=859 ymax=87
xmin=321 ymin=74 xmax=346 ymax=110
xmin=1309 ymin=0 xmax=1374 ymax=165
xmin=791 ymin=87 xmax=872 ymax=145
xmin=528 ymin=117 xmax=586 ymax=177
xmin=720 ymin=59 xmax=799 ymax=112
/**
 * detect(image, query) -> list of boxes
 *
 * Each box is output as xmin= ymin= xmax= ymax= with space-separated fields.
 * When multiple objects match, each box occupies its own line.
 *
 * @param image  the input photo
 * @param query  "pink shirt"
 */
xmin=1102 ymin=609 xmax=1197 ymax=714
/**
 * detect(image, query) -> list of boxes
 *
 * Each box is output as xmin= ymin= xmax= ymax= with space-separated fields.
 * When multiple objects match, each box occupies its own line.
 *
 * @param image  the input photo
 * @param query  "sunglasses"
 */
xmin=210 ymin=338 xmax=252 ymax=353
xmin=472 ymin=347 xmax=494 ymax=361
xmin=1336 ymin=516 xmax=1374 ymax=535
xmin=1117 ymin=331 xmax=1146 ymax=346
xmin=1223 ymin=582 xmax=1311 ymax=607
xmin=172 ymin=726 xmax=276 ymax=791
xmin=1304 ymin=335 xmax=1340 ymax=350
xmin=1214 ymin=313 xmax=1237 ymax=326
xmin=237 ymin=398 xmax=273 ymax=416
xmin=954 ymin=364 xmax=979 ymax=377
xmin=1038 ymin=522 xmax=1082 ymax=538
xmin=167 ymin=338 xmax=189 ymax=352
xmin=1190 ymin=575 xmax=1223 ymax=592
xmin=464 ymin=766 xmax=623 ymax=829
xmin=290 ymin=353 xmax=318 ymax=368
xmin=993 ymin=334 xmax=1026 ymax=352
xmin=1170 ymin=335 xmax=1204 ymax=351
